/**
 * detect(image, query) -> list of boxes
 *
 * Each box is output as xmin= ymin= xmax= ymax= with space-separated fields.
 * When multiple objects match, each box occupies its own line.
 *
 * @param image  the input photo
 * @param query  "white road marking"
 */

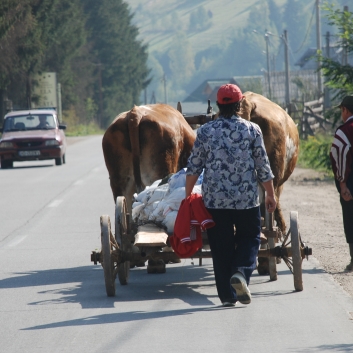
xmin=7 ymin=235 xmax=28 ymax=248
xmin=92 ymin=167 xmax=100 ymax=172
xmin=74 ymin=180 xmax=84 ymax=185
xmin=47 ymin=199 xmax=63 ymax=208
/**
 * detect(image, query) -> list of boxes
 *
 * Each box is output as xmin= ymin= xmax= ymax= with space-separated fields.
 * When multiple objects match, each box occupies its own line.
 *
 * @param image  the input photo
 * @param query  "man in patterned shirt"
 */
xmin=185 ymin=84 xmax=276 ymax=307
xmin=330 ymin=95 xmax=353 ymax=272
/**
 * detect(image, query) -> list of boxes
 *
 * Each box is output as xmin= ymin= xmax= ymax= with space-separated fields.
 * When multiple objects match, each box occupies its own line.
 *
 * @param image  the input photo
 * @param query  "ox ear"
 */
xmin=177 ymin=101 xmax=182 ymax=114
xmin=239 ymin=96 xmax=252 ymax=121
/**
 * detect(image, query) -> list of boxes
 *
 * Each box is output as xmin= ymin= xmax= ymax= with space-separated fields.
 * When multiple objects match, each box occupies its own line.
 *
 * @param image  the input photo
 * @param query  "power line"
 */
xmin=293 ymin=2 xmax=316 ymax=54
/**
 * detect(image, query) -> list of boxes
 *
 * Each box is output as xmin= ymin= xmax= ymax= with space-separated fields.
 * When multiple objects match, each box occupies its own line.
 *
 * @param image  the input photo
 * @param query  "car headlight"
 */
xmin=45 ymin=140 xmax=60 ymax=146
xmin=0 ymin=141 xmax=14 ymax=148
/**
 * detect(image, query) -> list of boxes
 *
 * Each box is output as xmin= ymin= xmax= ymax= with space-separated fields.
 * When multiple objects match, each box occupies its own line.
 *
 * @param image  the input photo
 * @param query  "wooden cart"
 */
xmin=90 ymin=102 xmax=312 ymax=296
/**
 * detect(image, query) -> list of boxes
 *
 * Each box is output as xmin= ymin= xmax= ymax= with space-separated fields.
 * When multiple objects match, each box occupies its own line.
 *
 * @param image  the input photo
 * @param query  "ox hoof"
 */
xmin=257 ymin=257 xmax=270 ymax=276
xmin=147 ymin=259 xmax=166 ymax=274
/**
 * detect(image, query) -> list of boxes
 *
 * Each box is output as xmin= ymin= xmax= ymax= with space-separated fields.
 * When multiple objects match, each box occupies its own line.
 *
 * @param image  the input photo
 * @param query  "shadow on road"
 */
xmin=292 ymin=343 xmax=353 ymax=352
xmin=0 ymin=264 xmax=219 ymax=309
xmin=21 ymin=304 xmax=240 ymax=331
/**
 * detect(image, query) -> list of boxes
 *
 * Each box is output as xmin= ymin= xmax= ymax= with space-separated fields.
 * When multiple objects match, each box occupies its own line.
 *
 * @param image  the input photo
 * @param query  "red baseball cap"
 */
xmin=217 ymin=84 xmax=244 ymax=104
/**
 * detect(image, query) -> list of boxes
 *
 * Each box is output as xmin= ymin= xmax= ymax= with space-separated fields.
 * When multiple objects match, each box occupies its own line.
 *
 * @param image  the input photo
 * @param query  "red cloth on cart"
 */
xmin=169 ymin=193 xmax=215 ymax=258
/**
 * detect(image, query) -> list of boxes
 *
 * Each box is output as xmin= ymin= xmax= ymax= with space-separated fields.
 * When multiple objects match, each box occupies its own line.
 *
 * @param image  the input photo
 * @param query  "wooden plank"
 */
xmin=308 ymin=105 xmax=323 ymax=114
xmin=183 ymin=114 xmax=214 ymax=125
xmin=304 ymin=97 xmax=323 ymax=107
xmin=304 ymin=111 xmax=332 ymax=125
xmin=134 ymin=224 xmax=168 ymax=247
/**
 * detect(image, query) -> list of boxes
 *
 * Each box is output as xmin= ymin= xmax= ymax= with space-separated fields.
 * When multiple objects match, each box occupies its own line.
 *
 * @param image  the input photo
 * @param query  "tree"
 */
xmin=189 ymin=6 xmax=212 ymax=32
xmin=39 ymin=0 xmax=87 ymax=108
xmin=0 ymin=0 xmax=33 ymax=119
xmin=0 ymin=0 xmax=87 ymax=111
xmin=82 ymin=0 xmax=150 ymax=127
xmin=320 ymin=4 xmax=353 ymax=99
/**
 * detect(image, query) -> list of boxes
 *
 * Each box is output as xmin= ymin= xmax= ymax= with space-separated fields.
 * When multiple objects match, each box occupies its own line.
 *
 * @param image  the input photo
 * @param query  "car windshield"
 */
xmin=3 ymin=114 xmax=57 ymax=132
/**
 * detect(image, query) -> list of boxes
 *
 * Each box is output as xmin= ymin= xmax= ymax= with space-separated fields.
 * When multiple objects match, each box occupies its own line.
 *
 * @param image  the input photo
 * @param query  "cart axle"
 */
xmin=91 ymin=245 xmax=312 ymax=266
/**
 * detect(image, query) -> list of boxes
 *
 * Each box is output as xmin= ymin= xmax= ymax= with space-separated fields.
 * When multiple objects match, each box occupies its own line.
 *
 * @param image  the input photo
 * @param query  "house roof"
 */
xmin=295 ymin=46 xmax=352 ymax=69
xmin=184 ymin=79 xmax=229 ymax=102
xmin=183 ymin=78 xmax=242 ymax=103
xmin=168 ymin=101 xmax=211 ymax=115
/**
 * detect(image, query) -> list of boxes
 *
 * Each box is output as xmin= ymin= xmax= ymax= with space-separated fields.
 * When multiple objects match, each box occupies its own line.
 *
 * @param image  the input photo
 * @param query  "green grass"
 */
xmin=297 ymin=135 xmax=334 ymax=176
xmin=65 ymin=122 xmax=104 ymax=136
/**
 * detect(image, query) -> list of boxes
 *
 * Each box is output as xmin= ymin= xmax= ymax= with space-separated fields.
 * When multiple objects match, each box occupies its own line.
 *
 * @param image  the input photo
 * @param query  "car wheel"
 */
xmin=62 ymin=154 xmax=66 ymax=164
xmin=55 ymin=157 xmax=63 ymax=166
xmin=1 ymin=160 xmax=13 ymax=169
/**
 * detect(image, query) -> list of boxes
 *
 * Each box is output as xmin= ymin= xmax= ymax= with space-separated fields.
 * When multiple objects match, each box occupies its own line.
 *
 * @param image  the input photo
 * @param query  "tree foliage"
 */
xmin=81 ymin=0 xmax=150 ymax=126
xmin=320 ymin=4 xmax=353 ymax=98
xmin=189 ymin=6 xmax=212 ymax=32
xmin=0 ymin=0 xmax=150 ymax=128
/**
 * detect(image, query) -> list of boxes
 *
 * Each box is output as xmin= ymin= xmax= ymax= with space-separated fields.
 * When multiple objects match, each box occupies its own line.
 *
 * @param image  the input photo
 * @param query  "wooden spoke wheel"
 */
xmin=100 ymin=215 xmax=116 ymax=297
xmin=281 ymin=211 xmax=303 ymax=291
xmin=115 ymin=196 xmax=130 ymax=285
xmin=257 ymin=185 xmax=277 ymax=280
xmin=266 ymin=210 xmax=278 ymax=281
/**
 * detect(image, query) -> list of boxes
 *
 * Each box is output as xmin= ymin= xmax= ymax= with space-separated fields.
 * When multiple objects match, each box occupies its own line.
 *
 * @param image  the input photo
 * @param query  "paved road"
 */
xmin=0 ymin=135 xmax=352 ymax=353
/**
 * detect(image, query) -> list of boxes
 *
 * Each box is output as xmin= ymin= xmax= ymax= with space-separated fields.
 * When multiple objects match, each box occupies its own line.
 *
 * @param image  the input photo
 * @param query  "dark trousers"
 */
xmin=340 ymin=197 xmax=353 ymax=244
xmin=206 ymin=207 xmax=261 ymax=304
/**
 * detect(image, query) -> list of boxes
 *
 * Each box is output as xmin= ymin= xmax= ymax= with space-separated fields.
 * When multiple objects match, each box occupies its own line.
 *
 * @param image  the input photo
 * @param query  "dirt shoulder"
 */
xmin=280 ymin=167 xmax=353 ymax=298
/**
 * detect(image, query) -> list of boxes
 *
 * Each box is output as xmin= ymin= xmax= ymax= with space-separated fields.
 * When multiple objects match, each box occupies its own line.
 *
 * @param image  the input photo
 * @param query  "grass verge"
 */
xmin=297 ymin=135 xmax=334 ymax=177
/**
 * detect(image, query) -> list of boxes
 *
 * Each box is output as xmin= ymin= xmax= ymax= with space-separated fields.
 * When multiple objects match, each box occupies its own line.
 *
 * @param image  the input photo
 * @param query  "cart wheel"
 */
xmin=290 ymin=211 xmax=303 ymax=291
xmin=115 ymin=196 xmax=130 ymax=285
xmin=266 ymin=209 xmax=277 ymax=281
xmin=100 ymin=215 xmax=116 ymax=297
xmin=268 ymin=237 xmax=278 ymax=281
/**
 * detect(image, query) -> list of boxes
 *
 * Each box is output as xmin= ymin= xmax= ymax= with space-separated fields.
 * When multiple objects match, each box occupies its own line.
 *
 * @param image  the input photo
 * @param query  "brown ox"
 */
xmin=102 ymin=104 xmax=196 ymax=213
xmin=239 ymin=92 xmax=299 ymax=234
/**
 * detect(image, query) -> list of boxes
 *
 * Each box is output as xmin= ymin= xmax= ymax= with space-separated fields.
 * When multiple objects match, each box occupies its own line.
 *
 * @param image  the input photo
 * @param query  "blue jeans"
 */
xmin=206 ymin=207 xmax=261 ymax=304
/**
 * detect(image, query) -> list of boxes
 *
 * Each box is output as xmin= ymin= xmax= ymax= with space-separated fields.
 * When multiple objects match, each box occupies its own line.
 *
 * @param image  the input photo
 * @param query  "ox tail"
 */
xmin=127 ymin=106 xmax=144 ymax=193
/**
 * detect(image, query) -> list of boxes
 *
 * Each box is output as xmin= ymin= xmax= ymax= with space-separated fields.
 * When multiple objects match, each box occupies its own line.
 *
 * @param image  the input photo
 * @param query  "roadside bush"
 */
xmin=63 ymin=107 xmax=104 ymax=136
xmin=298 ymin=135 xmax=333 ymax=174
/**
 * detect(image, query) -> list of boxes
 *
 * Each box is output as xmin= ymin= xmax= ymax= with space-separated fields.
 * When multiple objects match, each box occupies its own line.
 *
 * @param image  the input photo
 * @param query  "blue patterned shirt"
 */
xmin=186 ymin=115 xmax=274 ymax=209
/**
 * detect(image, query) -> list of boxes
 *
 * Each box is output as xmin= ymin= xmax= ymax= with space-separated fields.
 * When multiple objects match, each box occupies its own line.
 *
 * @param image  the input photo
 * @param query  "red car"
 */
xmin=0 ymin=109 xmax=67 ymax=169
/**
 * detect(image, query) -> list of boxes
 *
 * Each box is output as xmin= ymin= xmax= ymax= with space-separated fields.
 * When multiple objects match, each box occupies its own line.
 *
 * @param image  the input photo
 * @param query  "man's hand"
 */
xmin=265 ymin=194 xmax=277 ymax=213
xmin=340 ymin=182 xmax=353 ymax=201
xmin=262 ymin=179 xmax=276 ymax=213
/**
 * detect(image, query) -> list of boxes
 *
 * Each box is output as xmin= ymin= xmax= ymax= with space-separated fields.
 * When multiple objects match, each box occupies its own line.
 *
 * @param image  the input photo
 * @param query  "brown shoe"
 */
xmin=345 ymin=262 xmax=353 ymax=271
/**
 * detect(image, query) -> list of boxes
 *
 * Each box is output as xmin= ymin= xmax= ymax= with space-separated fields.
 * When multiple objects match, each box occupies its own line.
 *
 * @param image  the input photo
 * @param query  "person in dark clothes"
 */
xmin=330 ymin=95 xmax=353 ymax=271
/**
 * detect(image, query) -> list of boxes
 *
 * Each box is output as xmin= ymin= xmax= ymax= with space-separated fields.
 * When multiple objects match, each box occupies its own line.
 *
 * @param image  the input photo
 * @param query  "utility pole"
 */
xmin=316 ymin=0 xmax=323 ymax=98
xmin=283 ymin=30 xmax=291 ymax=112
xmin=97 ymin=62 xmax=103 ymax=128
xmin=324 ymin=31 xmax=331 ymax=108
xmin=162 ymin=73 xmax=168 ymax=104
xmin=265 ymin=31 xmax=271 ymax=99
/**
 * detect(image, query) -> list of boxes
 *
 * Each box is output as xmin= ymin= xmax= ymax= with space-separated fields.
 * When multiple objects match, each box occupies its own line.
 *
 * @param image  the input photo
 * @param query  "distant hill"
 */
xmin=127 ymin=0 xmax=287 ymax=53
xmin=125 ymin=0 xmax=342 ymax=103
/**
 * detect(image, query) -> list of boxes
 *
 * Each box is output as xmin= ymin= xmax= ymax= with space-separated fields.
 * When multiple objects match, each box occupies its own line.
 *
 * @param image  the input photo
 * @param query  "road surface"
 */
xmin=0 ymin=135 xmax=352 ymax=352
